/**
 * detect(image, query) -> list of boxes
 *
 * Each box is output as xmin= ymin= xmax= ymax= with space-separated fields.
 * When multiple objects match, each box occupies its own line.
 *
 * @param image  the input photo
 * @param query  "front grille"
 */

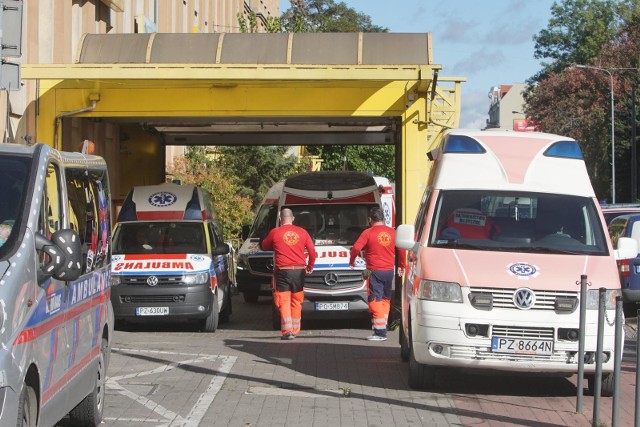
xmin=491 ymin=325 xmax=554 ymax=340
xmin=471 ymin=287 xmax=578 ymax=310
xmin=248 ymin=257 xmax=274 ymax=275
xmin=119 ymin=275 xmax=184 ymax=286
xmin=120 ymin=295 xmax=185 ymax=303
xmin=305 ymin=269 xmax=364 ymax=291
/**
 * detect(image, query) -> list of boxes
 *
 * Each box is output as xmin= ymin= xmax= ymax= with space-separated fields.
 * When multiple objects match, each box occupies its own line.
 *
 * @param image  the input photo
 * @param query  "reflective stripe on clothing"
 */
xmin=274 ymin=289 xmax=304 ymax=335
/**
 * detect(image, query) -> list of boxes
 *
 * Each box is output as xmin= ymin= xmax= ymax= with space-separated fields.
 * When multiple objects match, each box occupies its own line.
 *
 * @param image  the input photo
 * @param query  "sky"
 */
xmin=279 ymin=0 xmax=557 ymax=128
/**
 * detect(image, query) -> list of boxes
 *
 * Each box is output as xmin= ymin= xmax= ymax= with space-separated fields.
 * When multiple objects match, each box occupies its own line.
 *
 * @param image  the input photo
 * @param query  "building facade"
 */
xmin=1 ymin=0 xmax=280 ymax=148
xmin=486 ymin=83 xmax=527 ymax=130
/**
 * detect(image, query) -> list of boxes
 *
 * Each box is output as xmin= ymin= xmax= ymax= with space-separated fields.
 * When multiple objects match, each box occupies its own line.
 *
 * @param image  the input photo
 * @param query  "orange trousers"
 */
xmin=274 ymin=290 xmax=304 ymax=335
xmin=369 ymin=298 xmax=390 ymax=333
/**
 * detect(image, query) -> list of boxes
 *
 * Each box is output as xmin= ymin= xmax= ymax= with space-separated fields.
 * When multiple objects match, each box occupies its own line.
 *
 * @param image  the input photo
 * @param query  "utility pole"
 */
xmin=633 ymin=83 xmax=638 ymax=202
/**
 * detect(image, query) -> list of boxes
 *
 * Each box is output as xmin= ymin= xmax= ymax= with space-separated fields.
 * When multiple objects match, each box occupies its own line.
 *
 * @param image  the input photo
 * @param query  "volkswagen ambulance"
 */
xmin=236 ymin=171 xmax=395 ymax=327
xmin=111 ymin=183 xmax=232 ymax=332
xmin=0 ymin=143 xmax=114 ymax=427
xmin=396 ymin=129 xmax=637 ymax=394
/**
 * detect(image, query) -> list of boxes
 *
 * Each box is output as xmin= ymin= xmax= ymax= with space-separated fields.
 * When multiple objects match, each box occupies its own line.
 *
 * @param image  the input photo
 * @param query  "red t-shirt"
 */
xmin=261 ymin=224 xmax=317 ymax=270
xmin=349 ymin=224 xmax=405 ymax=271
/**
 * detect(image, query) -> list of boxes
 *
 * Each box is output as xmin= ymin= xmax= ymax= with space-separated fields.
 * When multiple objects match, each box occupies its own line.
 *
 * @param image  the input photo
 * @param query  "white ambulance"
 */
xmin=396 ymin=129 xmax=637 ymax=394
xmin=111 ymin=183 xmax=232 ymax=332
xmin=0 ymin=143 xmax=114 ymax=427
xmin=236 ymin=171 xmax=395 ymax=327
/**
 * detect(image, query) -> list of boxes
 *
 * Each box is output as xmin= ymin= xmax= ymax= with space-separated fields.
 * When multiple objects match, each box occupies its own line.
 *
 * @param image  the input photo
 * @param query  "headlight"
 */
xmin=417 ymin=280 xmax=463 ymax=302
xmin=183 ymin=272 xmax=210 ymax=285
xmin=111 ymin=275 xmax=122 ymax=286
xmin=585 ymin=289 xmax=621 ymax=310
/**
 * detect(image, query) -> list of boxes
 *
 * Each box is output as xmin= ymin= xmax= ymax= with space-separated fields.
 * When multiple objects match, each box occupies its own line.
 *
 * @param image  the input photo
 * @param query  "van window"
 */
xmin=0 ymin=154 xmax=29 ymax=257
xmin=65 ymin=168 xmax=112 ymax=273
xmin=430 ymin=190 xmax=608 ymax=255
xmin=250 ymin=204 xmax=278 ymax=239
xmin=288 ymin=204 xmax=374 ymax=246
xmin=112 ymin=222 xmax=207 ymax=255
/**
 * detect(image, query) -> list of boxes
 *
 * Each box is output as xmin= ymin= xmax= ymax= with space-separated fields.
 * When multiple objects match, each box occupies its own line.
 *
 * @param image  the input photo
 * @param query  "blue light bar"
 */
xmin=443 ymin=135 xmax=486 ymax=153
xmin=543 ymin=140 xmax=583 ymax=159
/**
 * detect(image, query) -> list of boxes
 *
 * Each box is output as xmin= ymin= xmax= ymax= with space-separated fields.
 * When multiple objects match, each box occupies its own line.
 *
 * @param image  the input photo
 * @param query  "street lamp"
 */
xmin=574 ymin=64 xmax=616 ymax=203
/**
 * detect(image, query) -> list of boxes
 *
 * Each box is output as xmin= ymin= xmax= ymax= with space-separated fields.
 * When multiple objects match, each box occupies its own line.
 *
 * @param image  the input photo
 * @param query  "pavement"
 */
xmin=55 ymin=295 xmax=640 ymax=427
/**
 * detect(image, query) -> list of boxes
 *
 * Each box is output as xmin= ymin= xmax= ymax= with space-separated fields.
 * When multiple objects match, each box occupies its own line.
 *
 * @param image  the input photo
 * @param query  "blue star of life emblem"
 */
xmin=507 ymin=262 xmax=539 ymax=278
xmin=149 ymin=191 xmax=177 ymax=207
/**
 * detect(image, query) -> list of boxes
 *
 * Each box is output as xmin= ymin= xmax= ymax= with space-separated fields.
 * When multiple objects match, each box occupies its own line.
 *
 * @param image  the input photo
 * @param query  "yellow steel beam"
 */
xmin=21 ymin=63 xmax=441 ymax=82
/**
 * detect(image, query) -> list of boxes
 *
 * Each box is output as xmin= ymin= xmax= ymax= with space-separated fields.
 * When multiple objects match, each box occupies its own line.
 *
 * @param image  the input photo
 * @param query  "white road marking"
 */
xmin=107 ymin=348 xmax=237 ymax=426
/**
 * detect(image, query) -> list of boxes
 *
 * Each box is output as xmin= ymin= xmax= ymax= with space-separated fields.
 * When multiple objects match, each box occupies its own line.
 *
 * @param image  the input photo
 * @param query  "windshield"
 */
xmin=249 ymin=204 xmax=278 ymax=239
xmin=112 ymin=222 xmax=207 ymax=255
xmin=429 ymin=190 xmax=608 ymax=255
xmin=288 ymin=204 xmax=375 ymax=246
xmin=0 ymin=154 xmax=29 ymax=254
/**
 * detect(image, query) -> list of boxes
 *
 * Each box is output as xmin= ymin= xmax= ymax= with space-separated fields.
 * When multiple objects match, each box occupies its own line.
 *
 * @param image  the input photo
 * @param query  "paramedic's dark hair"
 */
xmin=369 ymin=206 xmax=384 ymax=223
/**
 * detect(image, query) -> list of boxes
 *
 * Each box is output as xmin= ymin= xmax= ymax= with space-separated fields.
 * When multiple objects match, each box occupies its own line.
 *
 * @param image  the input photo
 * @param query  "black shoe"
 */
xmin=281 ymin=332 xmax=295 ymax=340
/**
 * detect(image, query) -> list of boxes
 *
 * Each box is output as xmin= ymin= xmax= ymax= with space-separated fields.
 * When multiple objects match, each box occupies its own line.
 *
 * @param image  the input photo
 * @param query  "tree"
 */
xmin=167 ymin=148 xmax=254 ymax=238
xmin=281 ymin=0 xmax=387 ymax=33
xmin=305 ymin=145 xmax=395 ymax=180
xmin=525 ymin=7 xmax=640 ymax=201
xmin=530 ymin=0 xmax=620 ymax=83
xmin=216 ymin=146 xmax=303 ymax=210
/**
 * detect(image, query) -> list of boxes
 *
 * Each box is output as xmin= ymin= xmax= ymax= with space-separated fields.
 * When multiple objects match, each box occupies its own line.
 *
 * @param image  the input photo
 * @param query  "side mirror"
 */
xmin=615 ymin=236 xmax=639 ymax=260
xmin=35 ymin=229 xmax=83 ymax=283
xmin=212 ymin=242 xmax=230 ymax=256
xmin=241 ymin=225 xmax=251 ymax=240
xmin=396 ymin=224 xmax=419 ymax=252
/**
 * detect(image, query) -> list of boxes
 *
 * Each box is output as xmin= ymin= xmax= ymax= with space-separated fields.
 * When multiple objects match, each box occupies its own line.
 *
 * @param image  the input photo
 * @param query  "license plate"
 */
xmin=315 ymin=302 xmax=348 ymax=311
xmin=491 ymin=336 xmax=553 ymax=355
xmin=136 ymin=307 xmax=169 ymax=316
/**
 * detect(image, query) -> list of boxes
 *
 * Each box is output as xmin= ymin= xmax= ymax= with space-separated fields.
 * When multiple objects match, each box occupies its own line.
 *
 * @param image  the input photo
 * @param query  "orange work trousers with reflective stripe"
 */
xmin=274 ymin=290 xmax=304 ymax=336
xmin=369 ymin=298 xmax=390 ymax=334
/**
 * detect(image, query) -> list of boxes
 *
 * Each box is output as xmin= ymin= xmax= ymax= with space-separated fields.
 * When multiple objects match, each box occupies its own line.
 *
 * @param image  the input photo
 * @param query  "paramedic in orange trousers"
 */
xmin=261 ymin=208 xmax=317 ymax=340
xmin=349 ymin=207 xmax=405 ymax=341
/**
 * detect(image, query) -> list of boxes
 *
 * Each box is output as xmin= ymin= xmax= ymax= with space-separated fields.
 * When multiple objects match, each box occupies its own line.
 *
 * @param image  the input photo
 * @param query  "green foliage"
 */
xmin=216 ymin=146 xmax=300 ymax=210
xmin=167 ymin=148 xmax=254 ymax=239
xmin=305 ymin=145 xmax=395 ymax=180
xmin=530 ymin=0 xmax=619 ymax=83
xmin=525 ymin=5 xmax=640 ymax=201
xmin=281 ymin=0 xmax=388 ymax=32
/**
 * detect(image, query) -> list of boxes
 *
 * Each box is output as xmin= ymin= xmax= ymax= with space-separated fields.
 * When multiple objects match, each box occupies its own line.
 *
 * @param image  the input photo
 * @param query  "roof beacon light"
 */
xmin=443 ymin=135 xmax=486 ymax=154
xmin=544 ymin=140 xmax=583 ymax=159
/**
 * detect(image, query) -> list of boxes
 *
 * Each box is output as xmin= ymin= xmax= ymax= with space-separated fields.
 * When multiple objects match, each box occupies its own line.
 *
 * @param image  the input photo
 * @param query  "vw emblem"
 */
xmin=513 ymin=287 xmax=536 ymax=309
xmin=324 ymin=272 xmax=339 ymax=286
xmin=147 ymin=276 xmax=159 ymax=287
xmin=266 ymin=260 xmax=274 ymax=271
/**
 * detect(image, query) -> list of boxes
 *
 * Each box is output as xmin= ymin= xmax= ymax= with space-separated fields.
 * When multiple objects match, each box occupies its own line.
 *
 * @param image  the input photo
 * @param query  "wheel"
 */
xmin=219 ymin=286 xmax=232 ymax=324
xmin=407 ymin=326 xmax=435 ymax=389
xmin=16 ymin=383 xmax=37 ymax=427
xmin=69 ymin=339 xmax=107 ymax=426
xmin=243 ymin=290 xmax=259 ymax=303
xmin=202 ymin=292 xmax=219 ymax=332
xmin=588 ymin=373 xmax=615 ymax=397
xmin=271 ymin=301 xmax=281 ymax=330
xmin=399 ymin=325 xmax=410 ymax=362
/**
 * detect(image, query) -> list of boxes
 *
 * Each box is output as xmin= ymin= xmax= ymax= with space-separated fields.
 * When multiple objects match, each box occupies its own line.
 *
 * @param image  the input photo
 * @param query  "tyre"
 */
xmin=243 ymin=291 xmax=259 ymax=303
xmin=588 ymin=373 xmax=615 ymax=397
xmin=219 ymin=286 xmax=232 ymax=324
xmin=408 ymin=326 xmax=435 ymax=389
xmin=399 ymin=325 xmax=410 ymax=362
xmin=16 ymin=383 xmax=37 ymax=427
xmin=202 ymin=293 xmax=219 ymax=332
xmin=271 ymin=302 xmax=281 ymax=330
xmin=69 ymin=339 xmax=107 ymax=426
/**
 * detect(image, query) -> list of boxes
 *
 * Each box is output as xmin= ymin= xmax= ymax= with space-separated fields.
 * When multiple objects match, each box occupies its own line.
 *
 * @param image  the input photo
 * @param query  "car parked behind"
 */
xmin=601 ymin=203 xmax=640 ymax=225
xmin=608 ymin=213 xmax=640 ymax=303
